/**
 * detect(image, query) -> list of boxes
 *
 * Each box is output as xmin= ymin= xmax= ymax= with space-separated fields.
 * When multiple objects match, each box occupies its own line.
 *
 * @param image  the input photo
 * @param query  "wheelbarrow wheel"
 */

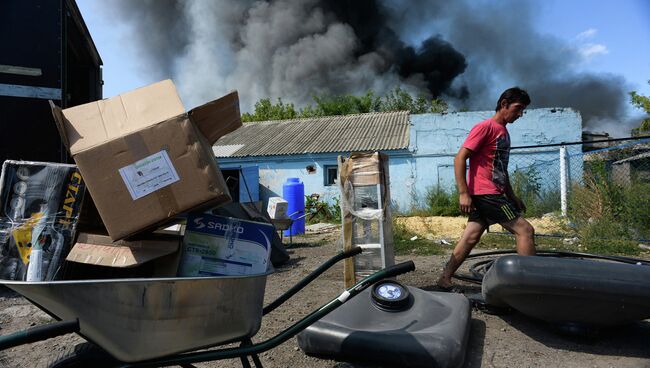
xmin=48 ymin=342 xmax=119 ymax=368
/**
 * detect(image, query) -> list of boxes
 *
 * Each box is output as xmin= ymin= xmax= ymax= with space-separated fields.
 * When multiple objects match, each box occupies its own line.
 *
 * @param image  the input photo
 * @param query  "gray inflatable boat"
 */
xmin=482 ymin=255 xmax=650 ymax=326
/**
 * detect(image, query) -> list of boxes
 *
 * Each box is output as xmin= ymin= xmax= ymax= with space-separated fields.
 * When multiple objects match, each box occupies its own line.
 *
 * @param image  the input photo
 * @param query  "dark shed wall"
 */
xmin=0 ymin=0 xmax=102 ymax=163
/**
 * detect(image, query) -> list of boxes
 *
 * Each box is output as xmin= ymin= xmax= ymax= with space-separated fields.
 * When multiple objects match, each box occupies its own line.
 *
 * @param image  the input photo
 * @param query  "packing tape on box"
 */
xmin=339 ymin=180 xmax=384 ymax=221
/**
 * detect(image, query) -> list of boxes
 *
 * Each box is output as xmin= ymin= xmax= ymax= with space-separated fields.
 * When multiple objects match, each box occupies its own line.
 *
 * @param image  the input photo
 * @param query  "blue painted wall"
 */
xmin=217 ymin=108 xmax=583 ymax=213
xmin=407 ymin=108 xmax=583 ymax=211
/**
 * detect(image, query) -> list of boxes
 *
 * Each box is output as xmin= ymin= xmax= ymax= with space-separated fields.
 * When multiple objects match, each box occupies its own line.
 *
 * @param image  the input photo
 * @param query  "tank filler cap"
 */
xmin=371 ymin=280 xmax=412 ymax=312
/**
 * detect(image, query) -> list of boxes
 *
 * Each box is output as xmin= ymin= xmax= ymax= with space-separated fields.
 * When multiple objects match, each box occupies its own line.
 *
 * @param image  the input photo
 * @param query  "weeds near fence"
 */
xmin=510 ymin=166 xmax=561 ymax=217
xmin=569 ymin=173 xmax=650 ymax=245
xmin=425 ymin=186 xmax=461 ymax=216
xmin=305 ymin=195 xmax=341 ymax=224
xmin=419 ymin=169 xmax=560 ymax=218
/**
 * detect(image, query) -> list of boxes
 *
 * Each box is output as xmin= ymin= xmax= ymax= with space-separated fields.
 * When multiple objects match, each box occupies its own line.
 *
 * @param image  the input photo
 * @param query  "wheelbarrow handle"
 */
xmin=0 ymin=319 xmax=79 ymax=350
xmin=362 ymin=261 xmax=416 ymax=285
xmin=342 ymin=245 xmax=363 ymax=258
xmin=263 ymin=246 xmax=362 ymax=315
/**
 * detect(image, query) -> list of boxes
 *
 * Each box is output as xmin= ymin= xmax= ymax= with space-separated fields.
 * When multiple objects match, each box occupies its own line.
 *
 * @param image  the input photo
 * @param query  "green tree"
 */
xmin=431 ymin=98 xmax=449 ymax=113
xmin=306 ymin=90 xmax=381 ymax=117
xmin=242 ymin=87 xmax=449 ymax=122
xmin=241 ymin=98 xmax=298 ymax=122
xmin=629 ymin=80 xmax=650 ymax=136
xmin=380 ymin=87 xmax=449 ymax=114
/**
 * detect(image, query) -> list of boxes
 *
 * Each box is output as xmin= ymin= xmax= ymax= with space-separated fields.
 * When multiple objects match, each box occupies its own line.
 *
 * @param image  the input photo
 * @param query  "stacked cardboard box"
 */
xmin=0 ymin=80 xmax=281 ymax=280
xmin=48 ymin=80 xmax=265 ymax=278
xmin=178 ymin=213 xmax=274 ymax=277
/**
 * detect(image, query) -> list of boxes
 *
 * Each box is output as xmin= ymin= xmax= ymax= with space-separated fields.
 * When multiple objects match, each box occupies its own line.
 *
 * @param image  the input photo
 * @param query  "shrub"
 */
xmin=425 ymin=186 xmax=461 ymax=216
xmin=568 ymin=167 xmax=650 ymax=245
xmin=305 ymin=195 xmax=341 ymax=224
xmin=510 ymin=166 xmax=560 ymax=217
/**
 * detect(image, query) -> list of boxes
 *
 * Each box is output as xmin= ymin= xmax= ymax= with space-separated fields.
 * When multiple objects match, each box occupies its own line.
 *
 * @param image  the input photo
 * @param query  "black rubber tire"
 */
xmin=48 ymin=342 xmax=120 ymax=368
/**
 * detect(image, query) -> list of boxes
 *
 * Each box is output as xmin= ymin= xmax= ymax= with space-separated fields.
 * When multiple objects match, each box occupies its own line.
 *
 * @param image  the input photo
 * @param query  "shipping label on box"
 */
xmin=178 ymin=213 xmax=273 ymax=277
xmin=118 ymin=150 xmax=180 ymax=200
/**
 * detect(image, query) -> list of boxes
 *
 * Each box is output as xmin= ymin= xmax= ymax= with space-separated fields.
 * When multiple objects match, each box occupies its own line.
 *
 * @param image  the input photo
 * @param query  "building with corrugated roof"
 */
xmin=213 ymin=108 xmax=582 ymax=212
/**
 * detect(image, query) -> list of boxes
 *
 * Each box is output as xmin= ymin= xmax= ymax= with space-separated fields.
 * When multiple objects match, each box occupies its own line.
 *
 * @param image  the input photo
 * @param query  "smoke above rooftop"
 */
xmin=109 ymin=0 xmax=634 ymax=135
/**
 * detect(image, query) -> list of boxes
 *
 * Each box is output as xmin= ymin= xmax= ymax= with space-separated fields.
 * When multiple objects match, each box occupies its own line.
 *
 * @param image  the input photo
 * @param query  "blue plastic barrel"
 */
xmin=283 ymin=177 xmax=305 ymax=236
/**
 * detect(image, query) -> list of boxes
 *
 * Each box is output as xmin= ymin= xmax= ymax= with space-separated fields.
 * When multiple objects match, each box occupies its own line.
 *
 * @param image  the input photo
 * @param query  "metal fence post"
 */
xmin=559 ymin=145 xmax=568 ymax=216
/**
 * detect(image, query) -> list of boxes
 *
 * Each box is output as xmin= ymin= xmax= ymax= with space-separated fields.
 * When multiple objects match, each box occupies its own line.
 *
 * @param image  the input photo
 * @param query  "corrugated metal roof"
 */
xmin=214 ymin=111 xmax=410 ymax=157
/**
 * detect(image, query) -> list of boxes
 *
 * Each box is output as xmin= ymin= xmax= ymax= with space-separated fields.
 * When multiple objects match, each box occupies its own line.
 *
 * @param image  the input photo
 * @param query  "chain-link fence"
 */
xmin=509 ymin=136 xmax=650 ymax=242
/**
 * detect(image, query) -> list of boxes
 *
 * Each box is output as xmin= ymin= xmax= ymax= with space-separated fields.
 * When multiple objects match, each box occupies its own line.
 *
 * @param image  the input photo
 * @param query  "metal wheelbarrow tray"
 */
xmin=3 ymin=273 xmax=268 ymax=362
xmin=0 ymin=247 xmax=415 ymax=367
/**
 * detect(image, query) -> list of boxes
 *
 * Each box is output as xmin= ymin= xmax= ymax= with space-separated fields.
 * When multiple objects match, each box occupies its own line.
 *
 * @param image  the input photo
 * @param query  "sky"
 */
xmin=76 ymin=0 xmax=650 ymax=136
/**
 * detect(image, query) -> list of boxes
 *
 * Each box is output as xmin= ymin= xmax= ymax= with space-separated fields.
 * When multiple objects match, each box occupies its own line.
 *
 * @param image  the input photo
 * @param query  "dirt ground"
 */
xmin=1 ymin=224 xmax=650 ymax=368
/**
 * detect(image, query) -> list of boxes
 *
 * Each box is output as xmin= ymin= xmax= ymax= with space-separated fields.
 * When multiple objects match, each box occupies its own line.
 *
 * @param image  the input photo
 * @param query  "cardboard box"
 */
xmin=338 ymin=151 xmax=389 ymax=187
xmin=178 ymin=213 xmax=273 ymax=277
xmin=266 ymin=197 xmax=288 ymax=219
xmin=65 ymin=232 xmax=182 ymax=278
xmin=50 ymin=80 xmax=242 ymax=240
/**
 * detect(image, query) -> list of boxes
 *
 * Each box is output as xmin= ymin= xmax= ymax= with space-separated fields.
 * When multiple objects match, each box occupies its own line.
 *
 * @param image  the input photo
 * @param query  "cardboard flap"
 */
xmin=49 ymin=100 xmax=70 ymax=149
xmin=58 ymin=80 xmax=185 ymax=154
xmin=67 ymin=233 xmax=180 ymax=268
xmin=189 ymin=91 xmax=242 ymax=144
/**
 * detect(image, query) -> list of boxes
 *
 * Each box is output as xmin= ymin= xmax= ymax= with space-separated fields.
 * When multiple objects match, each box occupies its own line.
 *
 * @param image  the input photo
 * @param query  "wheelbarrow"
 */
xmin=0 ymin=247 xmax=415 ymax=367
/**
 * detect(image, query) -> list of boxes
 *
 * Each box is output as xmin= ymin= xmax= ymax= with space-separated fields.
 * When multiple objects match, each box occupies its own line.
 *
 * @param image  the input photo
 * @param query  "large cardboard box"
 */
xmin=50 ymin=80 xmax=242 ymax=240
xmin=178 ymin=212 xmax=274 ymax=277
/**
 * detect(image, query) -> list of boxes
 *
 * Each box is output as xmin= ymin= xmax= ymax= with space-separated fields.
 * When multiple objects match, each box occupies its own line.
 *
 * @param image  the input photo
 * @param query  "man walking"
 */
xmin=437 ymin=87 xmax=536 ymax=291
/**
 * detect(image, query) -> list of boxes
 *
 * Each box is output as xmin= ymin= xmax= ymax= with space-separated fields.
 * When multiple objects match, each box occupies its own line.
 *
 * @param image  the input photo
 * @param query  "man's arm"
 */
xmin=504 ymin=177 xmax=526 ymax=213
xmin=454 ymin=147 xmax=473 ymax=214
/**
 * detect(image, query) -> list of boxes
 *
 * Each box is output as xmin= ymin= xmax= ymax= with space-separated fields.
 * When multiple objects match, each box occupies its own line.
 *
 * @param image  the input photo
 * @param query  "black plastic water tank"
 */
xmin=297 ymin=281 xmax=471 ymax=368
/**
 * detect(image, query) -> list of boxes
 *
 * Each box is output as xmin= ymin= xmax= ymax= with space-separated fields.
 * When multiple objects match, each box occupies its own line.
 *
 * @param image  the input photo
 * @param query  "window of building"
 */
xmin=324 ymin=165 xmax=338 ymax=186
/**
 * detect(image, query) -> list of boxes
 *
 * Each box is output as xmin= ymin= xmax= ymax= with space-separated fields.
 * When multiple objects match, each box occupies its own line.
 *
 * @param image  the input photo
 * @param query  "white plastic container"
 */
xmin=267 ymin=197 xmax=288 ymax=219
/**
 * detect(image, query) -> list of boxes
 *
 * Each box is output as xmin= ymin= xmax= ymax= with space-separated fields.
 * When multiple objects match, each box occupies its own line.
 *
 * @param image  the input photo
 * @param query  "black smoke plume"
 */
xmin=107 ymin=0 xmax=634 ymax=134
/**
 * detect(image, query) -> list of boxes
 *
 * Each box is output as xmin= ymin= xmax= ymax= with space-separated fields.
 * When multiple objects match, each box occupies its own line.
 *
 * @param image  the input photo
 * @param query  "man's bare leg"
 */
xmin=500 ymin=217 xmax=536 ymax=255
xmin=437 ymin=220 xmax=487 ymax=288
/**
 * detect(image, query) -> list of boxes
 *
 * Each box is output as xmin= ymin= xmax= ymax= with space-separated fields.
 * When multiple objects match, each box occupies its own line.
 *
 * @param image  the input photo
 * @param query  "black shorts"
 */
xmin=468 ymin=194 xmax=521 ymax=225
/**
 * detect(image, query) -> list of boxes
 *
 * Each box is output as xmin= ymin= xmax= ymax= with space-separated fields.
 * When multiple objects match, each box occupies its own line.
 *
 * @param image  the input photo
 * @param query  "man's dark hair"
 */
xmin=495 ymin=87 xmax=531 ymax=111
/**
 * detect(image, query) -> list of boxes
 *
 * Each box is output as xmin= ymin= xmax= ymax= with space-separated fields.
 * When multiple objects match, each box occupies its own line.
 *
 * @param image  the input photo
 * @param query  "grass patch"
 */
xmin=478 ymin=232 xmax=642 ymax=256
xmin=578 ymin=238 xmax=642 ymax=256
xmin=479 ymin=233 xmax=565 ymax=251
xmin=394 ymin=237 xmax=445 ymax=256
xmin=287 ymin=233 xmax=330 ymax=249
xmin=393 ymin=219 xmax=444 ymax=256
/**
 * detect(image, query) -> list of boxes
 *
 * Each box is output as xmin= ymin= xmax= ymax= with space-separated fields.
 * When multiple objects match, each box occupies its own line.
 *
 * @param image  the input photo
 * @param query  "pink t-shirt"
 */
xmin=462 ymin=118 xmax=510 ymax=195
